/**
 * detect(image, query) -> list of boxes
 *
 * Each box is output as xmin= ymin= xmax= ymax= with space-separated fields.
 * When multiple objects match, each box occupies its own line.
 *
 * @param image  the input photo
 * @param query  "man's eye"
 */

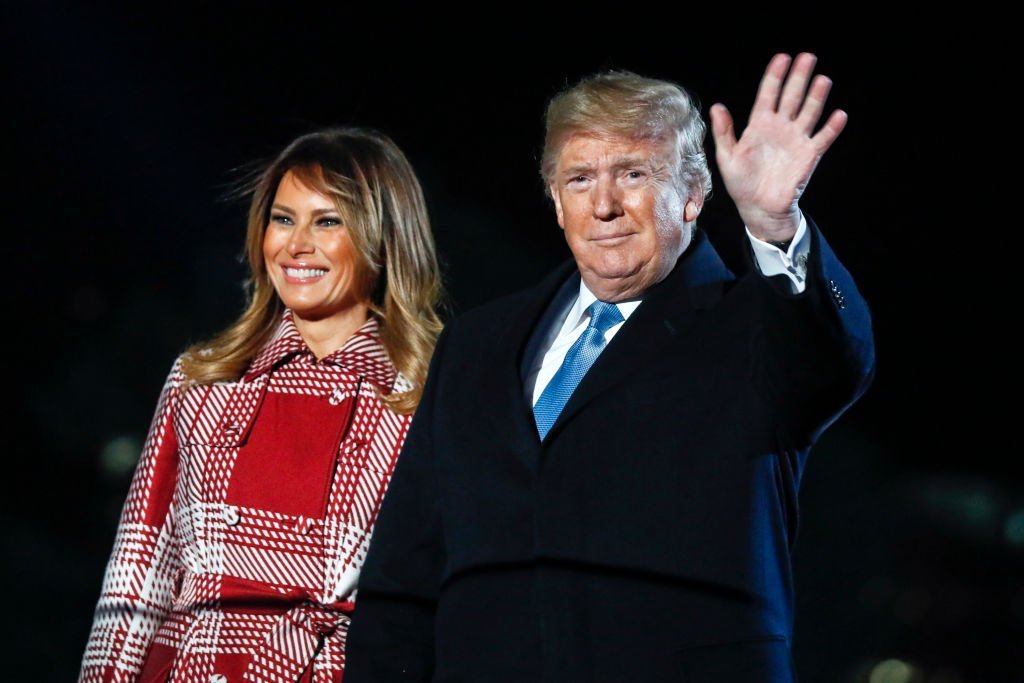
xmin=626 ymin=171 xmax=644 ymax=180
xmin=569 ymin=176 xmax=588 ymax=185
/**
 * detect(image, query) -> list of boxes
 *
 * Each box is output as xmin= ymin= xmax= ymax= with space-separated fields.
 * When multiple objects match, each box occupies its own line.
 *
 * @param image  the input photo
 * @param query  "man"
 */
xmin=345 ymin=53 xmax=875 ymax=682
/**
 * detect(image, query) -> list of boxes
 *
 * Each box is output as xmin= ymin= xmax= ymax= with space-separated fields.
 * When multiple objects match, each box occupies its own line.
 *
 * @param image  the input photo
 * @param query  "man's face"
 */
xmin=549 ymin=133 xmax=699 ymax=302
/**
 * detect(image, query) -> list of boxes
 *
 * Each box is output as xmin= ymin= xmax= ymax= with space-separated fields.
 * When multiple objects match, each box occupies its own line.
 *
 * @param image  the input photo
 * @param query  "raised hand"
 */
xmin=709 ymin=52 xmax=847 ymax=242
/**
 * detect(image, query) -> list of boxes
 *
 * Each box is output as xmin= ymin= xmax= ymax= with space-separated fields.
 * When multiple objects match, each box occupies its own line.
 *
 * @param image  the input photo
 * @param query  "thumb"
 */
xmin=709 ymin=103 xmax=736 ymax=158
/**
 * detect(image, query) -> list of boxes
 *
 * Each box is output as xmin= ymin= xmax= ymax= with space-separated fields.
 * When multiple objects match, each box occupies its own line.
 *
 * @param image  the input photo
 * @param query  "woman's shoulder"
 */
xmin=391 ymin=371 xmax=415 ymax=396
xmin=165 ymin=348 xmax=244 ymax=395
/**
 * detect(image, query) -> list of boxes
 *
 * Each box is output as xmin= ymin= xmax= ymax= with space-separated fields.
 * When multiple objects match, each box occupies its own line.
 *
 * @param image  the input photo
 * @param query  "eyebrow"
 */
xmin=270 ymin=204 xmax=340 ymax=215
xmin=561 ymin=155 xmax=656 ymax=177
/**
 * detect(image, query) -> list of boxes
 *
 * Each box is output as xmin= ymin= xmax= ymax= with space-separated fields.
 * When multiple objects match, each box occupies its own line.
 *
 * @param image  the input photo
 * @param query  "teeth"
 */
xmin=285 ymin=267 xmax=327 ymax=278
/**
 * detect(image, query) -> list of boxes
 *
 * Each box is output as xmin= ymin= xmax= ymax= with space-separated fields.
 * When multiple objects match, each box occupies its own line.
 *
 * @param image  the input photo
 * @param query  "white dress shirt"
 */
xmin=528 ymin=216 xmax=810 ymax=405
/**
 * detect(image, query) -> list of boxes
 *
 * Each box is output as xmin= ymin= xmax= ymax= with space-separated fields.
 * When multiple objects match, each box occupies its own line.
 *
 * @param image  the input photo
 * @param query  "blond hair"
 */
xmin=541 ymin=70 xmax=713 ymax=206
xmin=181 ymin=127 xmax=444 ymax=415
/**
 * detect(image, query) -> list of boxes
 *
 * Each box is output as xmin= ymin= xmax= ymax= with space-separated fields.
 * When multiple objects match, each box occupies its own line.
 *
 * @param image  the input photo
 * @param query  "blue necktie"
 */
xmin=533 ymin=300 xmax=624 ymax=440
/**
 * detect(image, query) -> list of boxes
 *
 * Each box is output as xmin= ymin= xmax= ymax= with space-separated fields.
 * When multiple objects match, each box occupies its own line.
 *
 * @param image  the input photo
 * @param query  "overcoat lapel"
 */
xmin=542 ymin=234 xmax=734 ymax=445
xmin=480 ymin=259 xmax=580 ymax=473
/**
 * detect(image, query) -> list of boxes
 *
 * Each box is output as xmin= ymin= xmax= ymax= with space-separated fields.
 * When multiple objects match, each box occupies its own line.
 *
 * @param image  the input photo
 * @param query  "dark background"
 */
xmin=2 ymin=4 xmax=1014 ymax=682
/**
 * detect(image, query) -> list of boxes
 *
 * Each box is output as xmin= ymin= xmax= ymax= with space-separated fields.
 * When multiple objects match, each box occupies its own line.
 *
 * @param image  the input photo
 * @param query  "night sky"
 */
xmin=2 ymin=4 xmax=1013 ymax=681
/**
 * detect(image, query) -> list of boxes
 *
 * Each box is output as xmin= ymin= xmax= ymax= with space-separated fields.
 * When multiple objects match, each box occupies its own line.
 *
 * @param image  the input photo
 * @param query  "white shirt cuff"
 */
xmin=746 ymin=214 xmax=810 ymax=294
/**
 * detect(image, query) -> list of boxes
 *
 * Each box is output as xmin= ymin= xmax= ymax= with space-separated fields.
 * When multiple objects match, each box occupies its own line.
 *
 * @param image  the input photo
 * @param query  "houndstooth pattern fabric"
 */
xmin=79 ymin=312 xmax=413 ymax=682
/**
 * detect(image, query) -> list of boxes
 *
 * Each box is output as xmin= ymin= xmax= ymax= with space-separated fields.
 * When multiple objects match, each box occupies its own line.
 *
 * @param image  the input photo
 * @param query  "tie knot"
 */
xmin=587 ymin=300 xmax=624 ymax=335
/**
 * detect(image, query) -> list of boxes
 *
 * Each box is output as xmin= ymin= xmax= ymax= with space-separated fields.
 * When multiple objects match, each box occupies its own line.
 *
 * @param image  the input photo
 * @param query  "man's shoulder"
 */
xmin=447 ymin=259 xmax=577 ymax=331
xmin=448 ymin=284 xmax=546 ymax=330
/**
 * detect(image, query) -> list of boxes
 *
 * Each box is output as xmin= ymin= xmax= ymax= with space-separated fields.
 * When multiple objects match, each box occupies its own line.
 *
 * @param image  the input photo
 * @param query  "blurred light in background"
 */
xmin=921 ymin=477 xmax=1001 ymax=541
xmin=856 ymin=658 xmax=963 ymax=683
xmin=100 ymin=434 xmax=141 ymax=478
xmin=868 ymin=658 xmax=917 ymax=683
xmin=916 ymin=475 xmax=1024 ymax=553
xmin=1004 ymin=509 xmax=1024 ymax=548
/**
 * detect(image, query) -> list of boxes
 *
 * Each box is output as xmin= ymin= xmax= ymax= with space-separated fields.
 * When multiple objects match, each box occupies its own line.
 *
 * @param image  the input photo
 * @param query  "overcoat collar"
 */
xmin=244 ymin=311 xmax=399 ymax=394
xmin=546 ymin=231 xmax=733 ymax=442
xmin=483 ymin=231 xmax=735 ymax=465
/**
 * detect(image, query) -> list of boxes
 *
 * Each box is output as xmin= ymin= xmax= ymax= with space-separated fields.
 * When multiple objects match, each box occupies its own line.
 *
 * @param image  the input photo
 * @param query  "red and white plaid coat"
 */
xmin=79 ymin=312 xmax=413 ymax=682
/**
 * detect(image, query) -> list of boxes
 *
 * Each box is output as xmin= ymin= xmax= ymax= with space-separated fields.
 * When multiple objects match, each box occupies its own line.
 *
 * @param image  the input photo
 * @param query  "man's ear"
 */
xmin=684 ymin=199 xmax=701 ymax=223
xmin=550 ymin=185 xmax=565 ymax=229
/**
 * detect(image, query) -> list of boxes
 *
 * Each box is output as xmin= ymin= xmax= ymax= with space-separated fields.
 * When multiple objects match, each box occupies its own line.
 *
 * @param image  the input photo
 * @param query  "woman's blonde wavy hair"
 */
xmin=181 ymin=127 xmax=444 ymax=415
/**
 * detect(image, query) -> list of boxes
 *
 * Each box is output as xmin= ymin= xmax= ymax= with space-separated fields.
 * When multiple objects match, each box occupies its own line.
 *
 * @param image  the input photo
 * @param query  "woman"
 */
xmin=78 ymin=127 xmax=444 ymax=682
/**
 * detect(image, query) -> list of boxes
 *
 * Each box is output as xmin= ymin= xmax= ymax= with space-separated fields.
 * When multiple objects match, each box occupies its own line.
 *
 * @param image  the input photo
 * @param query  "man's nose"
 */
xmin=591 ymin=176 xmax=623 ymax=220
xmin=287 ymin=221 xmax=315 ymax=255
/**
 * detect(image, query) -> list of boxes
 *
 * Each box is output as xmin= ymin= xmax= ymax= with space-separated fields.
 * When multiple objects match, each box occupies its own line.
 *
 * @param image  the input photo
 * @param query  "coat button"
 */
xmin=210 ymin=675 xmax=227 ymax=683
xmin=828 ymin=279 xmax=847 ymax=309
xmin=223 ymin=506 xmax=240 ymax=526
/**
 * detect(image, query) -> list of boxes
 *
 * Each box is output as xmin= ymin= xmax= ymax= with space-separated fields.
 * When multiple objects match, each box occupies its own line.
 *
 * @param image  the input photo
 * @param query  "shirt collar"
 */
xmin=559 ymin=280 xmax=642 ymax=336
xmin=245 ymin=310 xmax=399 ymax=393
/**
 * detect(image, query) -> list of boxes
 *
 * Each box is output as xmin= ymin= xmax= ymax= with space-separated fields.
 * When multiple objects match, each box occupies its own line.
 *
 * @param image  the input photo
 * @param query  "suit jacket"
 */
xmin=345 ymin=222 xmax=875 ymax=683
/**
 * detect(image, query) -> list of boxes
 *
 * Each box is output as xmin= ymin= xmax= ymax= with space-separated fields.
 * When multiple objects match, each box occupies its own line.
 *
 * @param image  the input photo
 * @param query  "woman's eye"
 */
xmin=318 ymin=217 xmax=342 ymax=227
xmin=270 ymin=213 xmax=292 ymax=225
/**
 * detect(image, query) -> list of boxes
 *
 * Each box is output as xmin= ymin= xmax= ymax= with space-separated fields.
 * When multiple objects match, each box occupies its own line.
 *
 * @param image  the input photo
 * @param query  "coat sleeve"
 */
xmin=344 ymin=322 xmax=454 ymax=682
xmin=78 ymin=358 xmax=185 ymax=683
xmin=747 ymin=217 xmax=877 ymax=447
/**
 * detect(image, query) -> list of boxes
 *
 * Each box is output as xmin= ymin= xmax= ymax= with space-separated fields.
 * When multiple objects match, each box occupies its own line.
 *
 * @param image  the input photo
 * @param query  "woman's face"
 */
xmin=263 ymin=170 xmax=367 ymax=323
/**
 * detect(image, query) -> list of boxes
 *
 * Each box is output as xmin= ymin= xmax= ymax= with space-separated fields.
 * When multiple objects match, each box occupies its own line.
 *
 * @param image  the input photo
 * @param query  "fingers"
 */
xmin=812 ymin=109 xmax=849 ymax=154
xmin=796 ymin=73 xmax=833 ymax=131
xmin=751 ymin=53 xmax=793 ymax=117
xmin=778 ymin=52 xmax=818 ymax=119
xmin=757 ymin=51 xmax=845 ymax=144
xmin=709 ymin=103 xmax=736 ymax=157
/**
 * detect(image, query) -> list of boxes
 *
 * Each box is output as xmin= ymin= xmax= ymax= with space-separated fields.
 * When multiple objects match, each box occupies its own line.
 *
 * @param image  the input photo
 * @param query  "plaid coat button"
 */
xmin=222 ymin=506 xmax=240 ymax=526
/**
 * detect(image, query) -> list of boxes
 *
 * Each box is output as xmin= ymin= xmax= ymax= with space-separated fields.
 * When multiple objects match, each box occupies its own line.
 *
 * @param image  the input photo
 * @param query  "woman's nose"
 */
xmin=287 ymin=221 xmax=315 ymax=255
